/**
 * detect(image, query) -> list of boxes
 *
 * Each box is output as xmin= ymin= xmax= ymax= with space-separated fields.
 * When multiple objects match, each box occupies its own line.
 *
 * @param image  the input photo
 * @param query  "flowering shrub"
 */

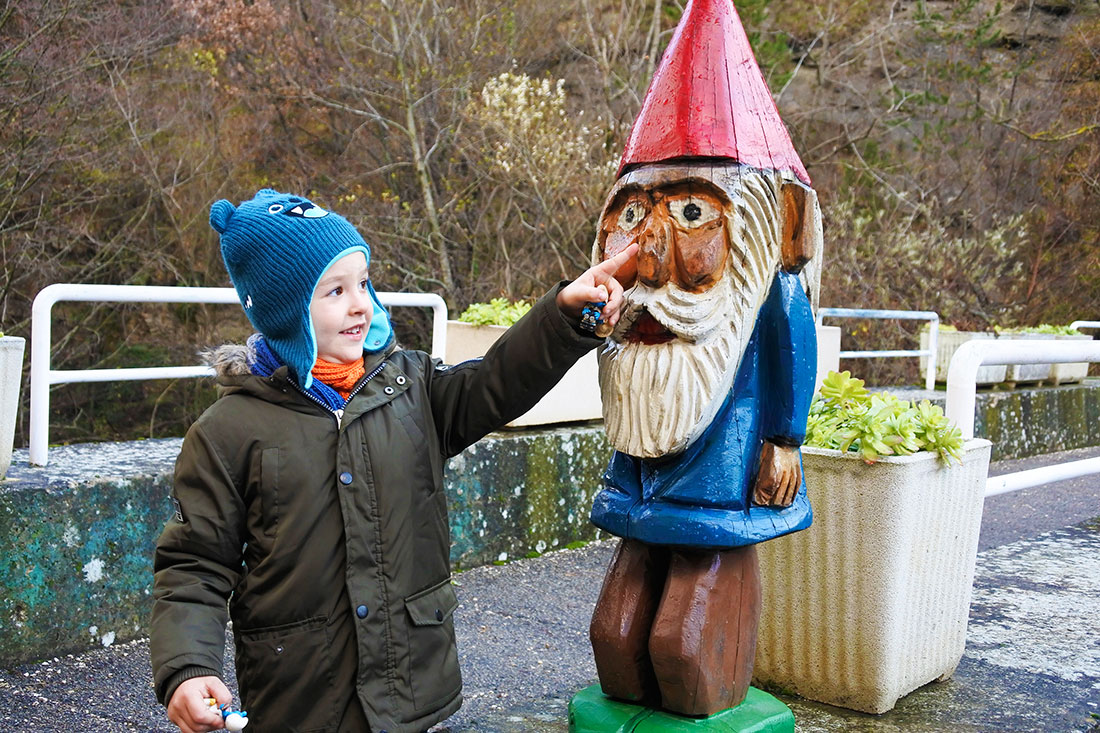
xmin=806 ymin=371 xmax=964 ymax=465
xmin=471 ymin=71 xmax=615 ymax=185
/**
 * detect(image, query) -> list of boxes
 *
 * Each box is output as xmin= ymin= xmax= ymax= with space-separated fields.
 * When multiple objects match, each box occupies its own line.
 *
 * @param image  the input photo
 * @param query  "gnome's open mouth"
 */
xmin=622 ymin=310 xmax=676 ymax=345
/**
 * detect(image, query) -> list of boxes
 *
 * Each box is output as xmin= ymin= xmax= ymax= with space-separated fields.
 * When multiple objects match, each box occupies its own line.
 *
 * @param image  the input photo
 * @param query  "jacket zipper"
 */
xmin=290 ymin=361 xmax=388 ymax=428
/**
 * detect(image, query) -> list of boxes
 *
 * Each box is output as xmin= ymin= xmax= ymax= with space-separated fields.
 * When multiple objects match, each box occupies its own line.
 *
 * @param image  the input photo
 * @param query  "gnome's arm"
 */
xmin=752 ymin=271 xmax=817 ymax=507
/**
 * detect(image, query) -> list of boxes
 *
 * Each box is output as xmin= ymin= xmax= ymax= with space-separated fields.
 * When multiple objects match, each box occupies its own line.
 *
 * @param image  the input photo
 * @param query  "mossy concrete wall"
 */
xmin=972 ymin=381 xmax=1100 ymax=460
xmin=0 ymin=441 xmax=181 ymax=668
xmin=446 ymin=426 xmax=610 ymax=569
xmin=2 ymin=379 xmax=1099 ymax=665
xmin=0 ymin=427 xmax=613 ymax=666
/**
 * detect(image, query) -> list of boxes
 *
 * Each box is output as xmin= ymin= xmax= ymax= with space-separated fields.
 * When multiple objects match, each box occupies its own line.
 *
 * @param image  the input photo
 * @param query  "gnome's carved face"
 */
xmin=595 ymin=163 xmax=793 ymax=458
xmin=602 ymin=179 xmax=730 ymax=296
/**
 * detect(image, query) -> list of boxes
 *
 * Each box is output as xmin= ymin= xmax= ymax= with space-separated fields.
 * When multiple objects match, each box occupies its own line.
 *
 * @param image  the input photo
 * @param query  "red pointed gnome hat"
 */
xmin=618 ymin=0 xmax=810 ymax=184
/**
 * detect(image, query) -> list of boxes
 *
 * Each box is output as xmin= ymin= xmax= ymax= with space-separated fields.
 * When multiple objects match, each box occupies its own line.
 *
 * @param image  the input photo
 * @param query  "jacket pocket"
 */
xmin=235 ymin=616 xmax=338 ymax=732
xmin=404 ymin=578 xmax=461 ymax=714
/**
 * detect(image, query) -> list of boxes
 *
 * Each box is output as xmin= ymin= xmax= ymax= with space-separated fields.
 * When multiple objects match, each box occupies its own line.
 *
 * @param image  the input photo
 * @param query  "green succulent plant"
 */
xmin=457 ymin=298 xmax=533 ymax=327
xmin=999 ymin=323 xmax=1081 ymax=335
xmin=806 ymin=371 xmax=964 ymax=465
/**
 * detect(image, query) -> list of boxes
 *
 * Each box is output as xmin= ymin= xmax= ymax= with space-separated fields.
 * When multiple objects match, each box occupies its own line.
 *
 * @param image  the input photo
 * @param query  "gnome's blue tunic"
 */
xmin=590 ymin=271 xmax=817 ymax=549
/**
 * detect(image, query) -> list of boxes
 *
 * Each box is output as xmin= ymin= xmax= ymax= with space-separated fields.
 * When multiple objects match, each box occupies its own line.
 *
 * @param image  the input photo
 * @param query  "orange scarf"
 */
xmin=311 ymin=358 xmax=366 ymax=399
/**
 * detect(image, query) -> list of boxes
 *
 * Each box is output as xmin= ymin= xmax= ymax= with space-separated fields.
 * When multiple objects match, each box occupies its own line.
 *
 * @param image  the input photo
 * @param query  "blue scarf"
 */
xmin=248 ymin=334 xmax=348 ymax=412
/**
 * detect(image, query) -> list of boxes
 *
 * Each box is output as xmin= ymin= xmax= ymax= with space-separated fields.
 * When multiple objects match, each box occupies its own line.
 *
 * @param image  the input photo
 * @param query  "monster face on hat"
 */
xmin=211 ymin=189 xmax=393 ymax=389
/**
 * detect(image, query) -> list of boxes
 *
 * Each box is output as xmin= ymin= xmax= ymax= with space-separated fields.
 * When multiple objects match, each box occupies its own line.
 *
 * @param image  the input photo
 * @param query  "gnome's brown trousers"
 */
xmin=589 ymin=539 xmax=761 ymax=717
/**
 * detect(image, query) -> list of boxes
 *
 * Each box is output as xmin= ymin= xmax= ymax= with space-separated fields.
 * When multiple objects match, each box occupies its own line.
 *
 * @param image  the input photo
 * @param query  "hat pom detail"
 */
xmin=210 ymin=199 xmax=236 ymax=234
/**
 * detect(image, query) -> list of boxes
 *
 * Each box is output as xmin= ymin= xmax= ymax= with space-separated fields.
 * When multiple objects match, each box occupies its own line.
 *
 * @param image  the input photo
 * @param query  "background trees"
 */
xmin=2 ymin=0 xmax=1097 ymax=441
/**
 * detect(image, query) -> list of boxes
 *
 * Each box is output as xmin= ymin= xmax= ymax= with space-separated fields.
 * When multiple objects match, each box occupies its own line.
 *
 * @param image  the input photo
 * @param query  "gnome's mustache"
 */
xmin=611 ymin=280 xmax=735 ymax=346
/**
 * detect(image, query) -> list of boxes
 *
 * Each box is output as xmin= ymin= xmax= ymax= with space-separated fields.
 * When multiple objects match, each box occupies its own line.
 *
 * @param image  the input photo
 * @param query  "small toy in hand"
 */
xmin=581 ymin=301 xmax=612 ymax=338
xmin=206 ymin=698 xmax=249 ymax=731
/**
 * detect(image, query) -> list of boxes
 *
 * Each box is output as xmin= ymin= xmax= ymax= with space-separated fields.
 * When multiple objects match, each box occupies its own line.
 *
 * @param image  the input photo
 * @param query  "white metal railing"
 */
xmin=1070 ymin=320 xmax=1100 ymax=332
xmin=29 ymin=283 xmax=449 ymax=466
xmin=943 ymin=338 xmax=1100 ymax=497
xmin=816 ymin=308 xmax=939 ymax=390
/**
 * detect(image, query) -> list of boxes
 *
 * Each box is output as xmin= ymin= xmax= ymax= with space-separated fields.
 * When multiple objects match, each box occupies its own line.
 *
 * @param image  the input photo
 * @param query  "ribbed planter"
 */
xmin=445 ymin=321 xmax=601 ymax=427
xmin=754 ymin=439 xmax=992 ymax=714
xmin=920 ymin=330 xmax=1005 ymax=385
xmin=1049 ymin=334 xmax=1092 ymax=385
xmin=0 ymin=336 xmax=25 ymax=479
xmin=999 ymin=332 xmax=1053 ymax=384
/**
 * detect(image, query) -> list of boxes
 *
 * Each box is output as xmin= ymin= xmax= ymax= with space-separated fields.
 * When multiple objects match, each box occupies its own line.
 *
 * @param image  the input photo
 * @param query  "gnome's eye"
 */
xmin=617 ymin=202 xmax=646 ymax=231
xmin=669 ymin=197 xmax=719 ymax=229
xmin=267 ymin=204 xmax=284 ymax=214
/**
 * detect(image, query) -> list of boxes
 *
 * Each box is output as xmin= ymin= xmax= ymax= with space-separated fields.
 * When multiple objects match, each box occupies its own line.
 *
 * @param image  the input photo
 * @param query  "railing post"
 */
xmin=28 ymin=284 xmax=448 ymax=467
xmin=29 ymin=286 xmax=59 ymax=466
xmin=944 ymin=340 xmax=984 ymax=440
xmin=815 ymin=308 xmax=941 ymax=387
xmin=376 ymin=292 xmax=449 ymax=360
xmin=925 ymin=314 xmax=939 ymax=391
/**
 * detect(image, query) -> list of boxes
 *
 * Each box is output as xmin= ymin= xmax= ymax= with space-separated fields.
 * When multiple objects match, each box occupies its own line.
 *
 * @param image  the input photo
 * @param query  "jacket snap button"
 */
xmin=356 ymin=605 xmax=368 ymax=619
xmin=339 ymin=471 xmax=353 ymax=485
xmin=383 ymin=386 xmax=395 ymax=395
xmin=435 ymin=608 xmax=443 ymax=622
xmin=275 ymin=645 xmax=284 ymax=654
xmin=396 ymin=376 xmax=406 ymax=385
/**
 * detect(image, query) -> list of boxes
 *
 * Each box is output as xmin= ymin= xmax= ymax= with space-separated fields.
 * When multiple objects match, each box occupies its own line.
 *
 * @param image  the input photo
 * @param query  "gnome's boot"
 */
xmin=589 ymin=539 xmax=668 ymax=706
xmin=648 ymin=545 xmax=761 ymax=716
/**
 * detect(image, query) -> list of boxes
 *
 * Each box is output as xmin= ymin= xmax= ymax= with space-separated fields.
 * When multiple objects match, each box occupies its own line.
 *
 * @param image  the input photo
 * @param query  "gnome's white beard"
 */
xmin=599 ymin=272 xmax=769 ymax=458
xmin=593 ymin=166 xmax=798 ymax=457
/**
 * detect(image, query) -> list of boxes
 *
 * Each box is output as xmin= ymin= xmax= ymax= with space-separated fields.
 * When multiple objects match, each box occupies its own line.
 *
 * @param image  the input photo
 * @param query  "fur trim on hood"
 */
xmin=202 ymin=334 xmax=400 ymax=379
xmin=202 ymin=339 xmax=256 ymax=378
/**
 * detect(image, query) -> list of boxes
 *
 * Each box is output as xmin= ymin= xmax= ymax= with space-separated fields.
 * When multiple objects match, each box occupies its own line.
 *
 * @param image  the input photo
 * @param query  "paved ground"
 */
xmin=1 ymin=447 xmax=1098 ymax=732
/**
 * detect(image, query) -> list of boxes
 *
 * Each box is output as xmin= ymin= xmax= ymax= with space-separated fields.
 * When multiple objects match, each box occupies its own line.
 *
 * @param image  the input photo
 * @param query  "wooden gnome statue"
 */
xmin=572 ymin=0 xmax=823 ymax=728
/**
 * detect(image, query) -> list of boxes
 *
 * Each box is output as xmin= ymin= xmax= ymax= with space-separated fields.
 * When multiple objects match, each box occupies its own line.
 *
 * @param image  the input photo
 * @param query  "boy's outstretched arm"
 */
xmin=167 ymin=676 xmax=231 ymax=732
xmin=556 ymin=243 xmax=639 ymax=328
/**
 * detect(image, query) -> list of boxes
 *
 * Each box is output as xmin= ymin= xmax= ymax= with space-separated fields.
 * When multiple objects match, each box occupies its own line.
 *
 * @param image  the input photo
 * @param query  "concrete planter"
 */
xmin=445 ymin=321 xmax=601 ymax=427
xmin=754 ymin=439 xmax=992 ymax=714
xmin=0 ymin=336 xmax=25 ymax=479
xmin=920 ymin=330 xmax=1006 ymax=385
xmin=999 ymin=332 xmax=1053 ymax=385
xmin=1049 ymin=334 xmax=1091 ymax=385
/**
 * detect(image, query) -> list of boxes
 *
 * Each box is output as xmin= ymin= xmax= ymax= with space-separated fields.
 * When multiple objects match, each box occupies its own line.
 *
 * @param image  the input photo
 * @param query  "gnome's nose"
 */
xmin=636 ymin=225 xmax=671 ymax=288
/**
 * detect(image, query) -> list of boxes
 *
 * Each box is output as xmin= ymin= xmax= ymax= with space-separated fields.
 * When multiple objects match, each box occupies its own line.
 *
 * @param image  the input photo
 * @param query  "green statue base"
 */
xmin=568 ymin=684 xmax=794 ymax=733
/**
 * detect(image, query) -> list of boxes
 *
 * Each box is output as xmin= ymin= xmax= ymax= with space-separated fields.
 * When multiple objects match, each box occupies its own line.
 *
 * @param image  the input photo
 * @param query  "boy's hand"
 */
xmin=558 ymin=243 xmax=639 ymax=331
xmin=167 ymin=676 xmax=231 ymax=733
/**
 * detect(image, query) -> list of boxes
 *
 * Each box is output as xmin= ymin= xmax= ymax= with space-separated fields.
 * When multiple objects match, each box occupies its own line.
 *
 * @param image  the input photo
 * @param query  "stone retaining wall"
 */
xmin=2 ymin=379 xmax=1098 ymax=665
xmin=0 ymin=428 xmax=613 ymax=666
xmin=888 ymin=378 xmax=1100 ymax=460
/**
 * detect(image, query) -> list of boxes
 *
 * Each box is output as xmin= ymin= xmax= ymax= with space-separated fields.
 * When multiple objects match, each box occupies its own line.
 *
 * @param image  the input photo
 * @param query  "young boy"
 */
xmin=149 ymin=189 xmax=635 ymax=733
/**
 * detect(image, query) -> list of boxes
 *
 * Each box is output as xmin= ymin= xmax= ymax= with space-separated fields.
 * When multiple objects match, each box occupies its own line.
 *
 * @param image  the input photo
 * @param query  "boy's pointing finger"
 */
xmin=596 ymin=242 xmax=639 ymax=279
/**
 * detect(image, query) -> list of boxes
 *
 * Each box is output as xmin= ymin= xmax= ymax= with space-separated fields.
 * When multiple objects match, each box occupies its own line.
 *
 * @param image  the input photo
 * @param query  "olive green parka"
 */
xmin=150 ymin=287 xmax=598 ymax=732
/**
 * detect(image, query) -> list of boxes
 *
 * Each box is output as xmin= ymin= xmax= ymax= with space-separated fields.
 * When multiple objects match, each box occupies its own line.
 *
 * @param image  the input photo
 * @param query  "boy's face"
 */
xmin=310 ymin=251 xmax=372 ymax=365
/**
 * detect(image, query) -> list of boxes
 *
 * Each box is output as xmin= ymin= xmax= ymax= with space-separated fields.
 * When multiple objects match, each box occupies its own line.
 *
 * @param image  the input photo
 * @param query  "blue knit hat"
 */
xmin=211 ymin=189 xmax=393 ymax=389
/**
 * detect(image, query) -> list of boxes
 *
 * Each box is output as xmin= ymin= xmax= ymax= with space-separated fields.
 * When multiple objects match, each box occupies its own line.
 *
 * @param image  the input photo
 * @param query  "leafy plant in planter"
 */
xmin=456 ymin=298 xmax=532 ymax=327
xmin=754 ymin=370 xmax=992 ymax=714
xmin=995 ymin=323 xmax=1080 ymax=335
xmin=446 ymin=298 xmax=599 ymax=427
xmin=805 ymin=370 xmax=963 ymax=464
xmin=925 ymin=323 xmax=1087 ymax=386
